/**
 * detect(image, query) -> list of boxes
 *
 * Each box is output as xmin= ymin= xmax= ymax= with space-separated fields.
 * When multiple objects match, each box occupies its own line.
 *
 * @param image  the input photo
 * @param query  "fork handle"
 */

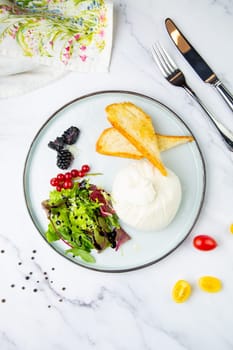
xmin=183 ymin=85 xmax=233 ymax=151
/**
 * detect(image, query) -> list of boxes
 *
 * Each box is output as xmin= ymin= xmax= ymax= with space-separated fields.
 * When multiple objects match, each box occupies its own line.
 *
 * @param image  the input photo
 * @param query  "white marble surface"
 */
xmin=1 ymin=0 xmax=233 ymax=349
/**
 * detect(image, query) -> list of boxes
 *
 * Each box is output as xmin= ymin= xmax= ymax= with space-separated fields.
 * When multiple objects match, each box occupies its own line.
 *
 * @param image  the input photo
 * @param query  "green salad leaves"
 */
xmin=42 ymin=180 xmax=130 ymax=263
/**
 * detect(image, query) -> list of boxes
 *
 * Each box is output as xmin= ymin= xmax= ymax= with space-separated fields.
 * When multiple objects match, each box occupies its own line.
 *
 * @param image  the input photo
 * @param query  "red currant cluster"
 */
xmin=50 ymin=164 xmax=90 ymax=191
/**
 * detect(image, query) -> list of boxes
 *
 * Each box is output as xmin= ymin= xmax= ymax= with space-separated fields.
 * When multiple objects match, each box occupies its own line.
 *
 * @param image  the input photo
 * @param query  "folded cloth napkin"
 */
xmin=0 ymin=0 xmax=113 ymax=97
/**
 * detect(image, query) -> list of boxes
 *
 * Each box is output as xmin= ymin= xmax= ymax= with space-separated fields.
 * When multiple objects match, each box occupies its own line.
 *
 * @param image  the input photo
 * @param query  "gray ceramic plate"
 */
xmin=24 ymin=91 xmax=206 ymax=272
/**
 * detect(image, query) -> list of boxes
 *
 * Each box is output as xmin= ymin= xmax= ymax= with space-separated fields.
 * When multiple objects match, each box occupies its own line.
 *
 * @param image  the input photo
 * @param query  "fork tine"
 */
xmin=156 ymin=42 xmax=177 ymax=72
xmin=151 ymin=44 xmax=170 ymax=77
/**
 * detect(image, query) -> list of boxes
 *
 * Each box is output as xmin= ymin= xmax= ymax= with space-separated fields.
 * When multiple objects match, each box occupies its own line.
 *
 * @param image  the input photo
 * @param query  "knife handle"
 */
xmin=183 ymin=85 xmax=233 ymax=151
xmin=214 ymin=80 xmax=233 ymax=112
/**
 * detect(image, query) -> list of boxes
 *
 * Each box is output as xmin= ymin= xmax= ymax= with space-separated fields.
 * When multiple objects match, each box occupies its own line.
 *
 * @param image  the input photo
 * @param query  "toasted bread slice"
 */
xmin=96 ymin=127 xmax=142 ymax=159
xmin=106 ymin=102 xmax=167 ymax=176
xmin=96 ymin=127 xmax=194 ymax=158
xmin=158 ymin=134 xmax=194 ymax=151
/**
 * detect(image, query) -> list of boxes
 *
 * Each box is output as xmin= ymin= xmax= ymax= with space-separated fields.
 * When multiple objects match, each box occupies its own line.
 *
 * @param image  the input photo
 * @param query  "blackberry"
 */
xmin=56 ymin=150 xmax=73 ymax=170
xmin=62 ymin=126 xmax=80 ymax=145
xmin=48 ymin=137 xmax=65 ymax=152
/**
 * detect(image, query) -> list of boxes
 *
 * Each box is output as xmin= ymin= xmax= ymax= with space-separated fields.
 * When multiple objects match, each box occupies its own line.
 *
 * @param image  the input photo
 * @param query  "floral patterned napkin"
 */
xmin=0 ymin=0 xmax=113 ymax=97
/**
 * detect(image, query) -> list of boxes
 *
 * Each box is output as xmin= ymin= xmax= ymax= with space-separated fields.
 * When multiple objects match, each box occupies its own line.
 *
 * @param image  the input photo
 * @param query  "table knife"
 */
xmin=165 ymin=18 xmax=233 ymax=112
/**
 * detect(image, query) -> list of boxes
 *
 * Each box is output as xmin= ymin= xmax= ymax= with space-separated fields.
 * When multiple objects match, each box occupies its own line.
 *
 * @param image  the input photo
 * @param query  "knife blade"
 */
xmin=165 ymin=18 xmax=233 ymax=112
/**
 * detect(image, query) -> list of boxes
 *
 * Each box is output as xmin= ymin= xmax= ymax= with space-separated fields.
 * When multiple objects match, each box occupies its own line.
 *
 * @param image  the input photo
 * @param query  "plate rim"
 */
xmin=23 ymin=89 xmax=206 ymax=273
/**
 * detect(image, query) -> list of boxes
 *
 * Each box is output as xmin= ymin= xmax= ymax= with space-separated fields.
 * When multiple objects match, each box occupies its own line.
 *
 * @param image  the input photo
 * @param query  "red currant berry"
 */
xmin=77 ymin=170 xmax=85 ymax=177
xmin=57 ymin=173 xmax=65 ymax=181
xmin=63 ymin=180 xmax=73 ymax=189
xmin=64 ymin=172 xmax=72 ymax=180
xmin=71 ymin=169 xmax=79 ymax=178
xmin=56 ymin=185 xmax=62 ymax=192
xmin=50 ymin=177 xmax=58 ymax=186
xmin=81 ymin=164 xmax=90 ymax=173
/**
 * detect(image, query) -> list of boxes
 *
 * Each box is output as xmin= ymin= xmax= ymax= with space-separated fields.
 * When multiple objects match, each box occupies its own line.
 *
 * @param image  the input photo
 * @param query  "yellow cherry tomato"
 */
xmin=172 ymin=280 xmax=192 ymax=303
xmin=230 ymin=224 xmax=233 ymax=234
xmin=198 ymin=276 xmax=222 ymax=293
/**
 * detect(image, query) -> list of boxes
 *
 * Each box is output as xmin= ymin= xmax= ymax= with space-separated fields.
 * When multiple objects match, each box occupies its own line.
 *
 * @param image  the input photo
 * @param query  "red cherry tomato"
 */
xmin=193 ymin=235 xmax=217 ymax=251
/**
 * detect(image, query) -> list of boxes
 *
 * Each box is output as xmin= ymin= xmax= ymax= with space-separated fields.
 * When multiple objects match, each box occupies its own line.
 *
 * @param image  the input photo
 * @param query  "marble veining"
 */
xmin=210 ymin=0 xmax=233 ymax=15
xmin=0 ymin=0 xmax=233 ymax=349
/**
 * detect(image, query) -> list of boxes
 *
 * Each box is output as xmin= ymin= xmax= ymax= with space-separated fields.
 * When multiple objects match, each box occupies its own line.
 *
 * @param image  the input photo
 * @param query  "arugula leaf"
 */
xmin=45 ymin=223 xmax=60 ymax=242
xmin=66 ymin=248 xmax=96 ymax=263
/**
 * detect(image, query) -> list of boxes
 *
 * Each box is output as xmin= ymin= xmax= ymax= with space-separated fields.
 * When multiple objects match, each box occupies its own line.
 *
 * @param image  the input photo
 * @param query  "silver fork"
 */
xmin=151 ymin=43 xmax=233 ymax=151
